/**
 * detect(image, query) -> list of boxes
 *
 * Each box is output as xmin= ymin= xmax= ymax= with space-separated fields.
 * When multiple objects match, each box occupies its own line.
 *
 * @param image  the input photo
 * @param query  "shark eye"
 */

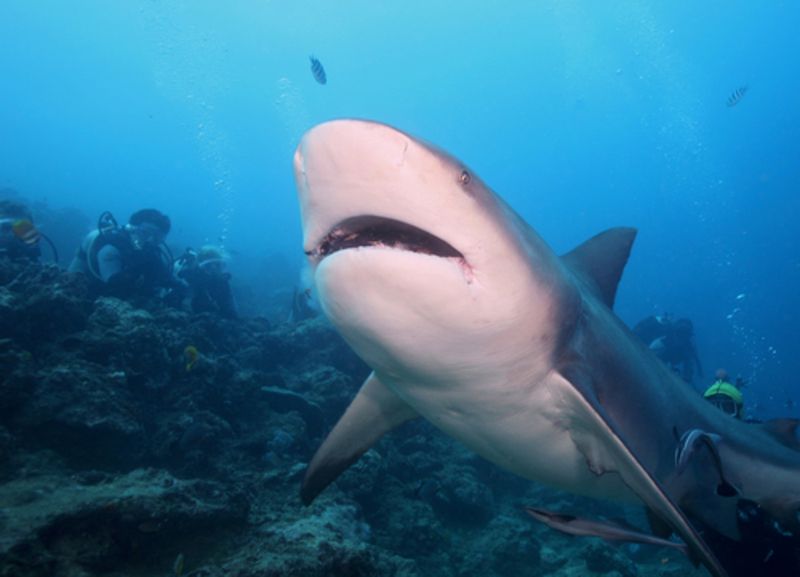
xmin=459 ymin=170 xmax=471 ymax=185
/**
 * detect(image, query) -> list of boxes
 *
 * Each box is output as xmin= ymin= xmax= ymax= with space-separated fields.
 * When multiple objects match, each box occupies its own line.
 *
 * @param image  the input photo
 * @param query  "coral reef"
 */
xmin=0 ymin=259 xmax=703 ymax=576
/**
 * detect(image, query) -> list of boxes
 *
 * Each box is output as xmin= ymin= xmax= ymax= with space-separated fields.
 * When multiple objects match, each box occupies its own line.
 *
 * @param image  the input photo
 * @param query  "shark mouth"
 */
xmin=307 ymin=215 xmax=464 ymax=263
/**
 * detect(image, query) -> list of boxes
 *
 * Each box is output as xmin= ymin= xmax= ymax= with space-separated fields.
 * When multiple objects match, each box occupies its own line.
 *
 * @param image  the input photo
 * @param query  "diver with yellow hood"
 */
xmin=0 ymin=199 xmax=58 ymax=262
xmin=703 ymin=368 xmax=745 ymax=419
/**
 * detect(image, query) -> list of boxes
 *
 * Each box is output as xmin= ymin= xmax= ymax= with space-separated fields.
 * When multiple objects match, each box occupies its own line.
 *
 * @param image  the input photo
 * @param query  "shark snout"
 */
xmin=293 ymin=120 xmax=515 ymax=274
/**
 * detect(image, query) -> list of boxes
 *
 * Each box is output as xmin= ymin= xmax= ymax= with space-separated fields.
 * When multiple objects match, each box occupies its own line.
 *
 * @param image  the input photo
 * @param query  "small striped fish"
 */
xmin=309 ymin=55 xmax=327 ymax=85
xmin=726 ymin=85 xmax=748 ymax=107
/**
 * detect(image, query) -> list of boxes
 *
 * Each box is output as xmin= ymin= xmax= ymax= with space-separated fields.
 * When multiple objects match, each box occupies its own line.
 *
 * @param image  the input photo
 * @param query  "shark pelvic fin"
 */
xmin=562 ymin=227 xmax=637 ymax=309
xmin=300 ymin=372 xmax=418 ymax=505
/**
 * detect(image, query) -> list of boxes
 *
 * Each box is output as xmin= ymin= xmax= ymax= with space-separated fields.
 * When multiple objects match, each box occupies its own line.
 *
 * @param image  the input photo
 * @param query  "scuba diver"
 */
xmin=703 ymin=368 xmax=745 ymax=419
xmin=288 ymin=286 xmax=317 ymax=323
xmin=173 ymin=245 xmax=237 ymax=318
xmin=0 ymin=199 xmax=58 ymax=262
xmin=633 ymin=314 xmax=703 ymax=384
xmin=69 ymin=209 xmax=181 ymax=301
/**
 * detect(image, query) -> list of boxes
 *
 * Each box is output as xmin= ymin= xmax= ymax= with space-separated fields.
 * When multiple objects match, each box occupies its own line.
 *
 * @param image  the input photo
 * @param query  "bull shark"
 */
xmin=292 ymin=119 xmax=800 ymax=577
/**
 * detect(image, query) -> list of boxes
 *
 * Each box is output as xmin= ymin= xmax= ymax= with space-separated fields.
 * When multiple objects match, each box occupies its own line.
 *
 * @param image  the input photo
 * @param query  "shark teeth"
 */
xmin=308 ymin=215 xmax=464 ymax=263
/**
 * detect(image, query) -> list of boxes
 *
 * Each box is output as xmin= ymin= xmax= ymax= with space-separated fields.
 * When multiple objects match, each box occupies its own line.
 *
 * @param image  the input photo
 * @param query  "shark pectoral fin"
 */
xmin=561 ymin=227 xmax=637 ymax=309
xmin=554 ymin=370 xmax=728 ymax=577
xmin=300 ymin=372 xmax=418 ymax=505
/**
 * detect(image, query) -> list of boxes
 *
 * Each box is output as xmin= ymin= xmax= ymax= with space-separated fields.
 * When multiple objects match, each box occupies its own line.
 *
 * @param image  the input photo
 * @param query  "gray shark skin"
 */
xmin=292 ymin=119 xmax=800 ymax=577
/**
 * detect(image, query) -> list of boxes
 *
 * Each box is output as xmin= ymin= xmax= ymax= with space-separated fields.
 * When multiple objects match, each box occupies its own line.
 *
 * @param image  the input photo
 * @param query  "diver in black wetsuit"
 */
xmin=174 ymin=245 xmax=237 ymax=318
xmin=69 ymin=209 xmax=181 ymax=302
xmin=633 ymin=314 xmax=703 ymax=383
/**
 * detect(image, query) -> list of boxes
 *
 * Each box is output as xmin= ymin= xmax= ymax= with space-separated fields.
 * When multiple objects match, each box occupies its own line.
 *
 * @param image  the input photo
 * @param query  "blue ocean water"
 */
xmin=1 ymin=0 xmax=798 ymax=419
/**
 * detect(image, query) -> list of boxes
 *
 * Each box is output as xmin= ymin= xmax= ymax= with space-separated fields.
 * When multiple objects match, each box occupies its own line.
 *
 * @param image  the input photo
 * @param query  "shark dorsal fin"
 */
xmin=762 ymin=418 xmax=800 ymax=451
xmin=562 ymin=227 xmax=637 ymax=309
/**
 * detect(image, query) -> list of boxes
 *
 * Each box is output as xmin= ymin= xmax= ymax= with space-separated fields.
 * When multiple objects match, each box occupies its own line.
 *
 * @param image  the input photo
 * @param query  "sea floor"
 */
xmin=0 ymin=260 xmax=706 ymax=576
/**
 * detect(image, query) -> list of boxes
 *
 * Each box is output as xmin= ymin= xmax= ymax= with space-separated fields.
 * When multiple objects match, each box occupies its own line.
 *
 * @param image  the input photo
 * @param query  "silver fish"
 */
xmin=525 ymin=507 xmax=689 ymax=555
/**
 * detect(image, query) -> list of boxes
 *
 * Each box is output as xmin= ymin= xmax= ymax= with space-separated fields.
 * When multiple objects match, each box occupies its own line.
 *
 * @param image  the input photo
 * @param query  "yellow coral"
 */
xmin=173 ymin=552 xmax=185 ymax=576
xmin=184 ymin=345 xmax=199 ymax=372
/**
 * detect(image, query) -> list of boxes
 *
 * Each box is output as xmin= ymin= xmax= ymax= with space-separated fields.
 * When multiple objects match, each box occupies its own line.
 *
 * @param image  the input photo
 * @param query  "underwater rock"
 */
xmin=332 ymin=449 xmax=388 ymax=507
xmin=0 ymin=345 xmax=37 ymax=431
xmin=428 ymin=464 xmax=495 ymax=527
xmin=281 ymin=503 xmax=372 ymax=545
xmin=583 ymin=541 xmax=638 ymax=577
xmin=71 ymin=469 xmax=113 ymax=486
xmin=459 ymin=514 xmax=542 ymax=576
xmin=15 ymin=359 xmax=145 ymax=469
xmin=0 ymin=288 xmax=13 ymax=321
xmin=79 ymin=297 xmax=170 ymax=386
xmin=87 ymin=296 xmax=152 ymax=328
xmin=260 ymin=385 xmax=325 ymax=437
xmin=539 ymin=543 xmax=570 ymax=572
xmin=235 ymin=502 xmax=414 ymax=577
xmin=380 ymin=498 xmax=447 ymax=559
xmin=271 ymin=316 xmax=369 ymax=380
xmin=259 ymin=425 xmax=302 ymax=468
xmin=151 ymin=410 xmax=237 ymax=476
xmin=0 ymin=468 xmax=247 ymax=576
xmin=0 ymin=426 xmax=12 ymax=465
xmin=389 ymin=423 xmax=463 ymax=483
xmin=286 ymin=363 xmax=363 ymax=424
xmin=176 ymin=411 xmax=234 ymax=454
xmin=0 ymin=262 xmax=89 ymax=349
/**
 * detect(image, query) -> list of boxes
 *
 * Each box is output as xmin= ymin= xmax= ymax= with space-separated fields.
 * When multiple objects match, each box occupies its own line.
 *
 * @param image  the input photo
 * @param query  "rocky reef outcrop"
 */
xmin=0 ymin=259 xmax=701 ymax=576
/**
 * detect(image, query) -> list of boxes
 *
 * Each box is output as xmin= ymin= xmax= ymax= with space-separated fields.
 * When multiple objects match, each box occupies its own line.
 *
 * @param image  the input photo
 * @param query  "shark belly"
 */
xmin=386 ymin=372 xmax=637 ymax=503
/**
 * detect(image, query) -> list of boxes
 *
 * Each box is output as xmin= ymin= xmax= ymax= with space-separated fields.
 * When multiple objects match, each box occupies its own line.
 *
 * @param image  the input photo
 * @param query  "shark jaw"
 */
xmin=306 ymin=216 xmax=465 ymax=265
xmin=306 ymin=214 xmax=476 ymax=292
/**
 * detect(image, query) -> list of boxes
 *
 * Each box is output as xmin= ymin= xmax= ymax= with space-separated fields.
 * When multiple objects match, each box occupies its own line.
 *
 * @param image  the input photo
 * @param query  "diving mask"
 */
xmin=127 ymin=222 xmax=165 ymax=249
